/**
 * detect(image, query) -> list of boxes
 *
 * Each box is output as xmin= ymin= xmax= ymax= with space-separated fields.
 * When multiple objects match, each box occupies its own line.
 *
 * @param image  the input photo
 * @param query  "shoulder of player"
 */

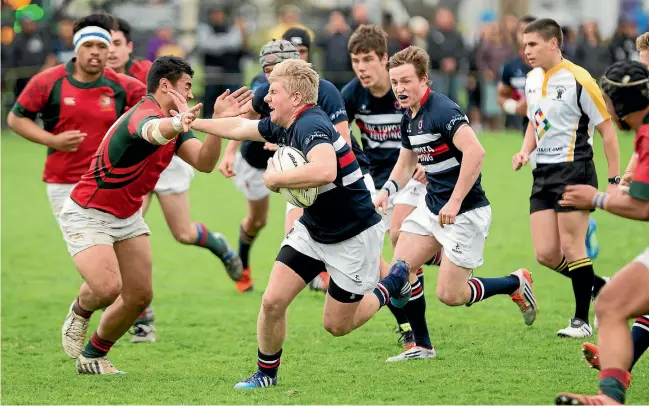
xmin=296 ymin=108 xmax=334 ymax=132
xmin=128 ymin=98 xmax=164 ymax=125
xmin=317 ymin=78 xmax=341 ymax=97
xmin=561 ymin=60 xmax=600 ymax=91
xmin=32 ymin=64 xmax=67 ymax=84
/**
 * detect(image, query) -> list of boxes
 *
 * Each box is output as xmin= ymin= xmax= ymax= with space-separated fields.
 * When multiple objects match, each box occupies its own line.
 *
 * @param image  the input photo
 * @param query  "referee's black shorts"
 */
xmin=530 ymin=160 xmax=598 ymax=214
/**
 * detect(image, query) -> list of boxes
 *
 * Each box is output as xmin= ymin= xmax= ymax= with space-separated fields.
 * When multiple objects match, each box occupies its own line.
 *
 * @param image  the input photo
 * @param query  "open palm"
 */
xmin=213 ymin=86 xmax=254 ymax=119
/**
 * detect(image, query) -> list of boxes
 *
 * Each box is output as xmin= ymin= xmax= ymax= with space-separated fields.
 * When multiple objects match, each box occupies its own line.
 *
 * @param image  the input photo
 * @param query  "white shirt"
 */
xmin=525 ymin=59 xmax=610 ymax=164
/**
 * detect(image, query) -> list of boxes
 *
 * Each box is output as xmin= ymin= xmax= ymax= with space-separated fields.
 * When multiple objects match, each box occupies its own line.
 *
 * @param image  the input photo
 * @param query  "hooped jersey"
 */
xmin=342 ymin=77 xmax=405 ymax=188
xmin=525 ymin=59 xmax=610 ymax=165
xmin=401 ymin=89 xmax=489 ymax=215
xmin=70 ymin=95 xmax=195 ymax=218
xmin=258 ymin=105 xmax=381 ymax=244
xmin=11 ymin=58 xmax=147 ymax=184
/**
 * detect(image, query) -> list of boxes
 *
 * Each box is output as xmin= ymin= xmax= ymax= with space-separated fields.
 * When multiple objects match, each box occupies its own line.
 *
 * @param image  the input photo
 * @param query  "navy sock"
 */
xmin=467 ymin=275 xmax=519 ymax=305
xmin=372 ymin=260 xmax=409 ymax=307
xmin=425 ymin=251 xmax=442 ymax=266
xmin=592 ymin=275 xmax=607 ymax=297
xmin=239 ymin=225 xmax=256 ymax=269
xmin=257 ymin=348 xmax=282 ymax=378
xmin=631 ymin=316 xmax=649 ymax=371
xmin=416 ymin=268 xmax=424 ymax=290
xmin=405 ymin=279 xmax=432 ymax=349
xmin=387 ymin=302 xmax=409 ymax=325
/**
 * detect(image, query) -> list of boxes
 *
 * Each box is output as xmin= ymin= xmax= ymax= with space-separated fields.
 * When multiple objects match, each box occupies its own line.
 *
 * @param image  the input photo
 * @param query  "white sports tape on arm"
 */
xmin=73 ymin=26 xmax=111 ymax=53
xmin=141 ymin=119 xmax=173 ymax=145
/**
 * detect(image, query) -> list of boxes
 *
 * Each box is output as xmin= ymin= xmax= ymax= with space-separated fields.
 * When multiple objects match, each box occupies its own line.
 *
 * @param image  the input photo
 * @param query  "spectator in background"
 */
xmin=383 ymin=12 xmax=401 ymax=56
xmin=197 ymin=6 xmax=246 ymax=119
xmin=575 ymin=21 xmax=611 ymax=79
xmin=610 ymin=18 xmax=639 ymax=62
xmin=561 ymin=26 xmax=578 ymax=61
xmin=409 ymin=16 xmax=429 ymax=50
xmin=350 ymin=3 xmax=370 ymax=30
xmin=317 ymin=10 xmax=353 ymax=90
xmin=268 ymin=4 xmax=314 ymax=43
xmin=428 ymin=8 xmax=465 ymax=103
xmin=476 ymin=21 xmax=514 ymax=130
xmin=146 ymin=26 xmax=177 ymax=61
xmin=44 ymin=16 xmax=75 ymax=68
xmin=10 ymin=16 xmax=50 ymax=98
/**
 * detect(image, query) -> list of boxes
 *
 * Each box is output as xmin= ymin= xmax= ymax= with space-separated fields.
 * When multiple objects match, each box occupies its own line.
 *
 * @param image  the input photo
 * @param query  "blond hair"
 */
xmin=388 ymin=45 xmax=430 ymax=79
xmin=637 ymin=32 xmax=649 ymax=52
xmin=268 ymin=59 xmax=319 ymax=105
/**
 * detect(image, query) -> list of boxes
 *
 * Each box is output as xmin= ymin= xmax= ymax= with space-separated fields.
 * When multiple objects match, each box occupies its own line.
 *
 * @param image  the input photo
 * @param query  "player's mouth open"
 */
xmin=89 ymin=58 xmax=101 ymax=65
xmin=398 ymin=94 xmax=409 ymax=100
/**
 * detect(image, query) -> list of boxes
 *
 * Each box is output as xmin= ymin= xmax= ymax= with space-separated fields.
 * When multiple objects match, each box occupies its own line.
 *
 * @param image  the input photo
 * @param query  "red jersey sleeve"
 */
xmin=118 ymin=73 xmax=147 ymax=109
xmin=129 ymin=59 xmax=152 ymax=85
xmin=630 ymin=126 xmax=649 ymax=201
xmin=11 ymin=70 xmax=56 ymax=120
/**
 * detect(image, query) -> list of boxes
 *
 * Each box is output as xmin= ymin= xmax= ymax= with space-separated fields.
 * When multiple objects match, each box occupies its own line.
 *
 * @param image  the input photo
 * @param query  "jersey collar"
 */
xmin=124 ymin=56 xmax=134 ymax=75
xmin=294 ymin=104 xmax=316 ymax=121
xmin=420 ymin=87 xmax=431 ymax=106
xmin=542 ymin=59 xmax=569 ymax=97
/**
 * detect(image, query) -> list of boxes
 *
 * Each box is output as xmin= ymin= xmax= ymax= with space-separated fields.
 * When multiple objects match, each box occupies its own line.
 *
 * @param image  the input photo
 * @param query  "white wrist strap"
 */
xmin=172 ymin=113 xmax=185 ymax=132
xmin=382 ymin=180 xmax=399 ymax=196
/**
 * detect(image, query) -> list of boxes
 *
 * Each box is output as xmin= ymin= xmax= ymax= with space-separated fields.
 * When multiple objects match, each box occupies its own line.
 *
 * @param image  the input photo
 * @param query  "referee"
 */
xmin=512 ymin=18 xmax=621 ymax=338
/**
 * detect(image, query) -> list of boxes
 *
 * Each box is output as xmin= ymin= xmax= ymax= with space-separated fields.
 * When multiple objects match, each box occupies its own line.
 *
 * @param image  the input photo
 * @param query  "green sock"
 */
xmin=600 ymin=377 xmax=627 ymax=404
xmin=194 ymin=223 xmax=230 ymax=260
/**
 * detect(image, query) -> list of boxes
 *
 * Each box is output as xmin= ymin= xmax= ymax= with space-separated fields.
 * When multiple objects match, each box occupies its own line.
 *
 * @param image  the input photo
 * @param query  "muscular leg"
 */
xmin=558 ymin=210 xmax=597 ymax=326
xmin=530 ymin=210 xmax=564 ymax=270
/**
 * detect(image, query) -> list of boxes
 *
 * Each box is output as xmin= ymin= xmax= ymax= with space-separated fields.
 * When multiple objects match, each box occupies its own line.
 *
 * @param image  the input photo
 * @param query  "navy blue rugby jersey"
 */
xmin=342 ymin=77 xmax=405 ymax=187
xmin=501 ymin=54 xmax=531 ymax=132
xmin=240 ymin=73 xmax=273 ymax=169
xmin=249 ymin=78 xmax=371 ymax=173
xmin=258 ymin=105 xmax=381 ymax=244
xmin=401 ymin=89 xmax=490 ymax=215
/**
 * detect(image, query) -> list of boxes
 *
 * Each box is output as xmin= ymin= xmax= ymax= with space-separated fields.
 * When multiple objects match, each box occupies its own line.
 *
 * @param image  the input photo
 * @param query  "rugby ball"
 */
xmin=271 ymin=146 xmax=318 ymax=208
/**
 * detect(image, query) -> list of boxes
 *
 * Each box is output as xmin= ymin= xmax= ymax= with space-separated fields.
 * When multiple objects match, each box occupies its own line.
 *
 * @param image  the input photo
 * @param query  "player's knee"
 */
xmin=534 ymin=249 xmax=561 ymax=268
xmin=260 ymin=293 xmax=288 ymax=318
xmin=95 ymin=278 xmax=122 ymax=304
xmin=172 ymin=226 xmax=196 ymax=244
xmin=322 ymin=319 xmax=351 ymax=337
xmin=125 ymin=287 xmax=153 ymax=311
xmin=249 ymin=216 xmax=267 ymax=233
xmin=436 ymin=286 xmax=466 ymax=306
xmin=594 ymin=284 xmax=625 ymax=320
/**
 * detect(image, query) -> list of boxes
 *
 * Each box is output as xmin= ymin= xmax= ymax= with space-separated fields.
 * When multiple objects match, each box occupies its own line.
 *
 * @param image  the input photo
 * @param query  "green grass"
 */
xmin=1 ymin=129 xmax=648 ymax=404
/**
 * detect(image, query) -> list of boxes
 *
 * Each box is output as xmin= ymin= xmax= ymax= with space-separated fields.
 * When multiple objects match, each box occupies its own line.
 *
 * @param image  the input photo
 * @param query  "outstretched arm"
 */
xmin=192 ymin=117 xmax=265 ymax=142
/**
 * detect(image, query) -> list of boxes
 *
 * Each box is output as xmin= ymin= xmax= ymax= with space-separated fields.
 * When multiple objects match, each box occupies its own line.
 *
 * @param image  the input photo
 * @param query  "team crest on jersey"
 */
xmin=99 ymin=94 xmax=114 ymax=111
xmin=394 ymin=100 xmax=401 ymax=110
xmin=554 ymin=86 xmax=567 ymax=101
xmin=64 ymin=97 xmax=76 ymax=106
xmin=418 ymin=120 xmax=423 ymax=131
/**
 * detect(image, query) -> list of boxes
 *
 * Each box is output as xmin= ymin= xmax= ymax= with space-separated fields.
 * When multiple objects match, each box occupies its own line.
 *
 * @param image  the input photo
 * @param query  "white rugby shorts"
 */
xmin=400 ymin=202 xmax=492 ymax=270
xmin=46 ymin=183 xmax=77 ymax=222
xmin=633 ymin=247 xmax=649 ymax=270
xmin=281 ymin=220 xmax=385 ymax=295
xmin=153 ymin=155 xmax=195 ymax=195
xmin=375 ymin=178 xmax=427 ymax=231
xmin=233 ymin=151 xmax=270 ymax=201
xmin=58 ymin=198 xmax=151 ymax=257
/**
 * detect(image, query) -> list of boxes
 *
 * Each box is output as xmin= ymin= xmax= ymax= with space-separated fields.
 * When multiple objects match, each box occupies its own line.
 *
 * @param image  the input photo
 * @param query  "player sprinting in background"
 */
xmin=375 ymin=46 xmax=538 ymax=362
xmin=500 ymin=16 xmax=601 ymax=262
xmin=342 ymin=25 xmax=438 ymax=349
xmin=513 ymin=18 xmax=620 ymax=338
xmin=58 ymin=55 xmax=251 ymax=374
xmin=108 ymin=18 xmax=244 ymax=341
xmin=194 ymin=59 xmax=416 ymax=389
xmin=6 ymin=12 xmax=148 ymax=352
xmin=555 ymin=59 xmax=649 ymax=406
xmin=580 ymin=31 xmax=649 ymax=376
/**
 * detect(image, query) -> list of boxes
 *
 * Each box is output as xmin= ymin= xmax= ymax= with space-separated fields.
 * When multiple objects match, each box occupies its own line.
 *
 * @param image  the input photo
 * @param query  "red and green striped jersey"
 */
xmin=11 ymin=58 xmax=147 ymax=184
xmin=125 ymin=57 xmax=152 ymax=84
xmin=630 ymin=124 xmax=649 ymax=202
xmin=70 ymin=95 xmax=195 ymax=218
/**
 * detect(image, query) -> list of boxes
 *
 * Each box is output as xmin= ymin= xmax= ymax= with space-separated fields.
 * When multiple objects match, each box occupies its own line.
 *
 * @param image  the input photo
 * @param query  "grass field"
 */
xmin=1 ymin=129 xmax=648 ymax=404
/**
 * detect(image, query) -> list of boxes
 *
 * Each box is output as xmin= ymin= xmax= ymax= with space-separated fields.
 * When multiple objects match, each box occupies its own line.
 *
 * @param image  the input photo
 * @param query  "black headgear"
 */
xmin=601 ymin=60 xmax=649 ymax=129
